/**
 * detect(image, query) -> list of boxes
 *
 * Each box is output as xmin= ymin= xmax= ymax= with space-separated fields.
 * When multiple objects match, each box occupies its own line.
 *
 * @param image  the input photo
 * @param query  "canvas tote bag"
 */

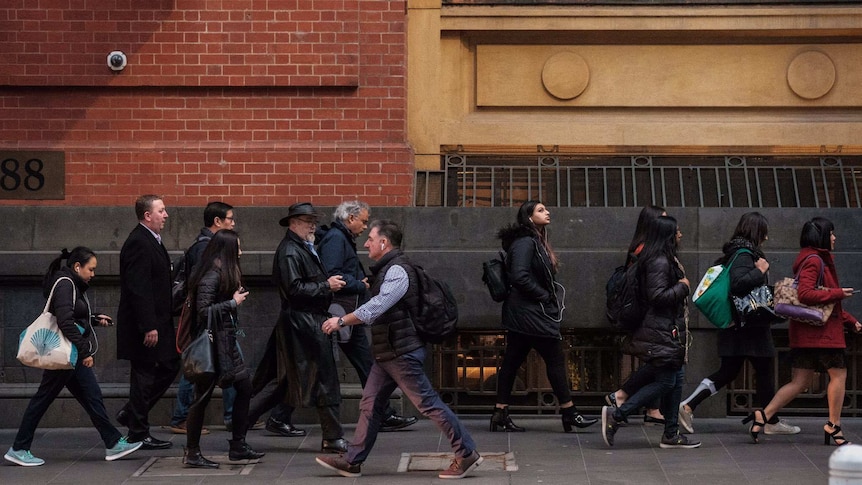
xmin=17 ymin=276 xmax=79 ymax=370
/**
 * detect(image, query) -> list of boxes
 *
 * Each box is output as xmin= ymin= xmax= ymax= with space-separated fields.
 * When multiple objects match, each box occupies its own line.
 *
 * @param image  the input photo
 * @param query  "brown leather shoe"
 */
xmin=168 ymin=421 xmax=209 ymax=435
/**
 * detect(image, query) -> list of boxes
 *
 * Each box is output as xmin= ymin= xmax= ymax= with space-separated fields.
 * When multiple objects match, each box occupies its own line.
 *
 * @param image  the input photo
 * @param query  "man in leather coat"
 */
xmin=268 ymin=202 xmax=348 ymax=453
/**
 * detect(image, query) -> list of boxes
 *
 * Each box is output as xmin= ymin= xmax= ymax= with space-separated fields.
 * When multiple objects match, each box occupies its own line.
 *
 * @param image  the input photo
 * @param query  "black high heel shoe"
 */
xmin=561 ymin=407 xmax=598 ymax=432
xmin=825 ymin=421 xmax=851 ymax=446
xmin=490 ymin=406 xmax=525 ymax=432
xmin=742 ymin=409 xmax=766 ymax=444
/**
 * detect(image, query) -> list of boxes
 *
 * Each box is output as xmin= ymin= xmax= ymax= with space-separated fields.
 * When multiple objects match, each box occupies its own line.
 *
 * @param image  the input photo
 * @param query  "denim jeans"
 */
xmin=338 ymin=325 xmax=397 ymax=417
xmin=14 ymin=365 xmax=122 ymax=451
xmin=345 ymin=346 xmax=476 ymax=465
xmin=615 ymin=363 xmax=684 ymax=437
xmin=172 ymin=373 xmax=237 ymax=425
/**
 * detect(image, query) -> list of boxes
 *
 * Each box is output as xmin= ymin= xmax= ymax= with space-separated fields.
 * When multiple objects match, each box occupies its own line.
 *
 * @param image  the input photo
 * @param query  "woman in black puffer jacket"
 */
xmin=183 ymin=230 xmax=263 ymax=468
xmin=490 ymin=200 xmax=597 ymax=433
xmin=6 ymin=247 xmax=140 ymax=467
xmin=602 ymin=216 xmax=700 ymax=449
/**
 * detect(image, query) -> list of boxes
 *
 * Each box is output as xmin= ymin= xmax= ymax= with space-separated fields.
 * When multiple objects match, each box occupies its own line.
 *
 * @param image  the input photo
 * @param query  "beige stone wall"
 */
xmin=407 ymin=3 xmax=862 ymax=170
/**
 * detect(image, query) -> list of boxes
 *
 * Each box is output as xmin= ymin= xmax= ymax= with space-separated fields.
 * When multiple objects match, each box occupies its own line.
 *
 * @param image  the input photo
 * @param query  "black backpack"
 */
xmin=409 ymin=264 xmax=459 ymax=344
xmin=170 ymin=235 xmax=210 ymax=316
xmin=481 ymin=251 xmax=509 ymax=302
xmin=605 ymin=258 xmax=645 ymax=332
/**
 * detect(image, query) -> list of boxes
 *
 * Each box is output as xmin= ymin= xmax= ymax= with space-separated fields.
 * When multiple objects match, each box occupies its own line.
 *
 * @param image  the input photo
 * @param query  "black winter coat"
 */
xmin=625 ymin=254 xmax=689 ymax=368
xmin=317 ymin=220 xmax=369 ymax=312
xmin=117 ymin=224 xmax=176 ymax=363
xmin=46 ymin=266 xmax=97 ymax=361
xmin=499 ymin=225 xmax=564 ymax=338
xmin=194 ymin=267 xmax=248 ymax=388
xmin=715 ymin=240 xmax=776 ymax=358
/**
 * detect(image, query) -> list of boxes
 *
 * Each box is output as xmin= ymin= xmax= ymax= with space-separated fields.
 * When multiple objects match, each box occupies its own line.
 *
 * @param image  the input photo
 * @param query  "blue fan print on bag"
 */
xmin=32 ymin=328 xmax=62 ymax=355
xmin=26 ymin=327 xmax=77 ymax=366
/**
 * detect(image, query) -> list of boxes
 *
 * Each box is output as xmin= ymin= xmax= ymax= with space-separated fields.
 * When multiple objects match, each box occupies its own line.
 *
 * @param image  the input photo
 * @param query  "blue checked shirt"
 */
xmin=354 ymin=264 xmax=408 ymax=325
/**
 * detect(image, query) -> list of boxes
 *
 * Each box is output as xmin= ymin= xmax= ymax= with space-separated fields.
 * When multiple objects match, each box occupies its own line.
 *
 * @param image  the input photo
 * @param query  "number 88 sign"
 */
xmin=0 ymin=151 xmax=64 ymax=200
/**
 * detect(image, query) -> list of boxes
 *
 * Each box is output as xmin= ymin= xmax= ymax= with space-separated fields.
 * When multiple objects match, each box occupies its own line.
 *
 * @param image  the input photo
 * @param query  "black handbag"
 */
xmin=181 ymin=307 xmax=216 ymax=383
xmin=732 ymin=284 xmax=780 ymax=327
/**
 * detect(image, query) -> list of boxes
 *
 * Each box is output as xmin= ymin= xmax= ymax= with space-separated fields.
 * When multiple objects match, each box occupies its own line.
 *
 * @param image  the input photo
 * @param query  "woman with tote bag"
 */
xmin=5 ymin=247 xmax=141 ymax=467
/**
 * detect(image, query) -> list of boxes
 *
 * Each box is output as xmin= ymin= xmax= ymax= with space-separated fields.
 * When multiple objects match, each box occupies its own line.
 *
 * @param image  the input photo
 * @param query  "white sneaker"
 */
xmin=678 ymin=404 xmax=694 ymax=434
xmin=764 ymin=419 xmax=801 ymax=435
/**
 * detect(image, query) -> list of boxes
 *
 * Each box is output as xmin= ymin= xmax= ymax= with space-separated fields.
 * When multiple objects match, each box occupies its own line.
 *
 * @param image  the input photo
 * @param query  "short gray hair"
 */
xmin=333 ymin=200 xmax=369 ymax=222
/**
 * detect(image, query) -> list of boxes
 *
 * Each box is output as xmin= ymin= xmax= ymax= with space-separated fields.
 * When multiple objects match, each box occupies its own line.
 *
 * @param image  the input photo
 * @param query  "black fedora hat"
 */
xmin=279 ymin=202 xmax=321 ymax=227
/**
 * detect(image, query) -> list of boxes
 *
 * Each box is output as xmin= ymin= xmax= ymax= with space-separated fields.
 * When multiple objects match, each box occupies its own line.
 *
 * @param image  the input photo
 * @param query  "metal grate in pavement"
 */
xmin=397 ymin=451 xmax=517 ymax=473
xmin=131 ymin=455 xmax=259 ymax=477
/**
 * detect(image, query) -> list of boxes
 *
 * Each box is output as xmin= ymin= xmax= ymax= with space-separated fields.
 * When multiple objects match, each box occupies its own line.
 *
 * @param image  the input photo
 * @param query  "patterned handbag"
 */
xmin=17 ymin=277 xmax=79 ymax=370
xmin=773 ymin=255 xmax=834 ymax=326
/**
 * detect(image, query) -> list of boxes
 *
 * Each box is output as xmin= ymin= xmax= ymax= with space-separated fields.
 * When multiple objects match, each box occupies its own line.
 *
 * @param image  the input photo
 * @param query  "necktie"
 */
xmin=306 ymin=241 xmax=319 ymax=258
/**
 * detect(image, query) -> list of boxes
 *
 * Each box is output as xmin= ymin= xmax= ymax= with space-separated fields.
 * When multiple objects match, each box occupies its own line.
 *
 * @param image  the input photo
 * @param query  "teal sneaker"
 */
xmin=105 ymin=436 xmax=143 ymax=461
xmin=4 ymin=447 xmax=45 ymax=467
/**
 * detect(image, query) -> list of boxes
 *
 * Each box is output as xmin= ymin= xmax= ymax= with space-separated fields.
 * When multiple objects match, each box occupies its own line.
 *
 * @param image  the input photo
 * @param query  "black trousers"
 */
xmin=496 ymin=331 xmax=573 ymax=405
xmin=123 ymin=358 xmax=180 ymax=441
xmin=247 ymin=377 xmax=342 ymax=439
xmin=14 ymin=365 xmax=121 ymax=451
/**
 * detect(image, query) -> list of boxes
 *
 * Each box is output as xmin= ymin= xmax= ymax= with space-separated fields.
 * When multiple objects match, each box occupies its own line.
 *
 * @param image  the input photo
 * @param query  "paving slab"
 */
xmin=0 ymin=416 xmax=850 ymax=484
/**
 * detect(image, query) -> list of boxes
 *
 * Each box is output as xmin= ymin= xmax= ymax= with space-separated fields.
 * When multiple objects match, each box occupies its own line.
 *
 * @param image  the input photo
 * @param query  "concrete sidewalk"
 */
xmin=0 ymin=415 xmax=848 ymax=484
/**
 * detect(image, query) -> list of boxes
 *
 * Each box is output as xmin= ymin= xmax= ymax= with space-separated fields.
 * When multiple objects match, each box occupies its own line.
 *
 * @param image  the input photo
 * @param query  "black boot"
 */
xmin=228 ymin=439 xmax=265 ymax=461
xmin=490 ymin=406 xmax=525 ymax=432
xmin=183 ymin=446 xmax=219 ymax=468
xmin=561 ymin=406 xmax=598 ymax=432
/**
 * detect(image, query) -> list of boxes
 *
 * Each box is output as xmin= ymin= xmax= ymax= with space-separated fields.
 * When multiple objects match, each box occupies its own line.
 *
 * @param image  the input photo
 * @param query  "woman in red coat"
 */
xmin=748 ymin=217 xmax=861 ymax=445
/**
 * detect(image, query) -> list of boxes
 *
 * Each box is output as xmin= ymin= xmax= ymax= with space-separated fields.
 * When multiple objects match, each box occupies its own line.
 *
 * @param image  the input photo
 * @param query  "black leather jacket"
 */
xmin=195 ymin=267 xmax=248 ymax=388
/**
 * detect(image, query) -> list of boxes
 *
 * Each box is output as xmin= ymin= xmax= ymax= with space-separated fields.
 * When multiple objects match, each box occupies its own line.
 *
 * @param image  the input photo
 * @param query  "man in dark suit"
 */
xmin=115 ymin=195 xmax=179 ymax=450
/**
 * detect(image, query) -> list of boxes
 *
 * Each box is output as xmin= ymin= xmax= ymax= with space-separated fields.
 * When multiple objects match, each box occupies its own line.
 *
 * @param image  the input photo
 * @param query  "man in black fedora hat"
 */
xmin=250 ymin=202 xmax=349 ymax=453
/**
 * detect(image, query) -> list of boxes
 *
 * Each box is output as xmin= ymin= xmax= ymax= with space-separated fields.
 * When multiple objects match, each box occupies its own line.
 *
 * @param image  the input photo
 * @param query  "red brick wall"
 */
xmin=0 ymin=0 xmax=412 ymax=206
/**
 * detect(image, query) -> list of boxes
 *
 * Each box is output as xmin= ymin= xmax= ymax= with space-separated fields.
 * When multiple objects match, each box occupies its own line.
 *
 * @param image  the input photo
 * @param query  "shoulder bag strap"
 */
xmin=45 ymin=276 xmax=76 ymax=314
xmin=725 ymin=248 xmax=752 ymax=269
xmin=793 ymin=254 xmax=826 ymax=286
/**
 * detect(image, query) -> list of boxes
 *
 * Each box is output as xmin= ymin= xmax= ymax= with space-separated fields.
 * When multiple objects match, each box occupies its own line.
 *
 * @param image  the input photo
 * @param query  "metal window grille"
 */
xmin=415 ymin=155 xmax=862 ymax=208
xmin=433 ymin=330 xmax=862 ymax=416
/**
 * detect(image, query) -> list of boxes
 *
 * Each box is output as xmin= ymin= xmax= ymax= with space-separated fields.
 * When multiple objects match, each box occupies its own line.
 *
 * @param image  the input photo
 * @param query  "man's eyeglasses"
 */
xmin=297 ymin=217 xmax=317 ymax=225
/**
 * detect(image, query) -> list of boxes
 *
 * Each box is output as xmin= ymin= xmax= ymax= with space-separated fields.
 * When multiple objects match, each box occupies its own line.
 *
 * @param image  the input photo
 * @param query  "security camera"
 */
xmin=107 ymin=51 xmax=127 ymax=71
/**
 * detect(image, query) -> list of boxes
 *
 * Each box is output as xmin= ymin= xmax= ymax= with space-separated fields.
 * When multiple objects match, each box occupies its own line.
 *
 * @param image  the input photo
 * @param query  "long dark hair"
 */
xmin=731 ymin=212 xmax=769 ymax=247
xmin=517 ymin=200 xmax=558 ymax=271
xmin=637 ymin=216 xmax=679 ymax=278
xmin=800 ymin=217 xmax=834 ymax=250
xmin=188 ymin=230 xmax=243 ymax=300
xmin=42 ymin=246 xmax=96 ymax=297
xmin=628 ymin=205 xmax=666 ymax=255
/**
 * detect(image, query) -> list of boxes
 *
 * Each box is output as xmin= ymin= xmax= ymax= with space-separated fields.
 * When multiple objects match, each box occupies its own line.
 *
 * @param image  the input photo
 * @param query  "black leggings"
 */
xmin=688 ymin=355 xmax=774 ymax=411
xmin=496 ymin=331 xmax=572 ymax=406
xmin=187 ymin=376 xmax=252 ymax=448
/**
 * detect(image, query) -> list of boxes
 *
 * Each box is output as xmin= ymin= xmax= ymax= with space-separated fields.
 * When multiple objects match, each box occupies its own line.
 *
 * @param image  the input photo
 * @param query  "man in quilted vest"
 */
xmin=315 ymin=220 xmax=482 ymax=480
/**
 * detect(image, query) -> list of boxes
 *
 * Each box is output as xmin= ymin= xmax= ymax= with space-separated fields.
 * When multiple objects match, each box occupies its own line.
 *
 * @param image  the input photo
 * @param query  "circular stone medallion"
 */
xmin=787 ymin=51 xmax=836 ymax=100
xmin=541 ymin=52 xmax=590 ymax=100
